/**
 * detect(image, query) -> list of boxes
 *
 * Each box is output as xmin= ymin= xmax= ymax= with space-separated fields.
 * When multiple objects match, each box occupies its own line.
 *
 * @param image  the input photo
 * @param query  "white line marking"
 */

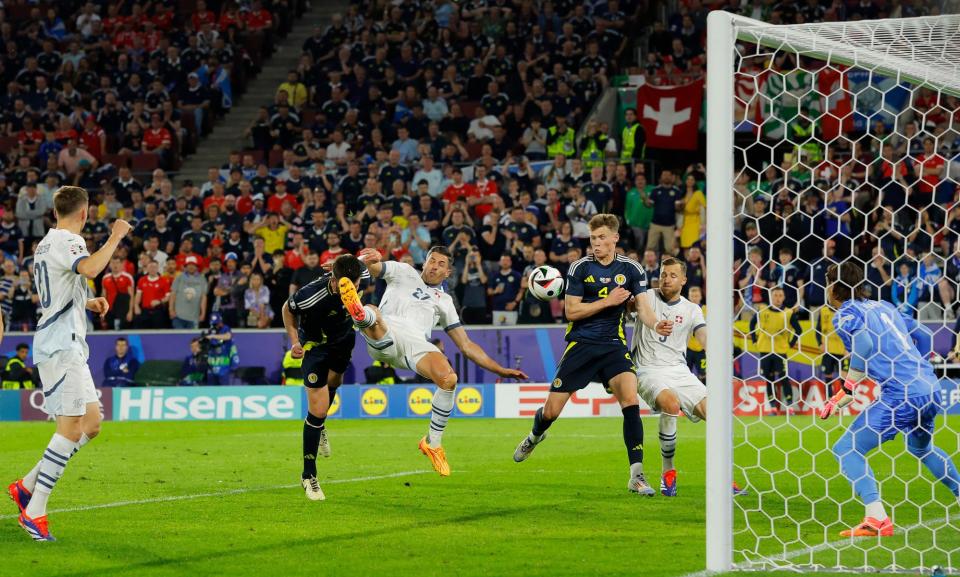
xmin=1 ymin=470 xmax=428 ymax=520
xmin=677 ymin=513 xmax=959 ymax=576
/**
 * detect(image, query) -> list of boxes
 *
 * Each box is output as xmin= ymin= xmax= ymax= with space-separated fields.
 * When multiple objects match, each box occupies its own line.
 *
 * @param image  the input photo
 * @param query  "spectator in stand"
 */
xmin=16 ymin=184 xmax=51 ymax=242
xmin=2 ymin=344 xmax=34 ymax=390
xmin=170 ymin=255 xmax=208 ymax=330
xmin=244 ymin=272 xmax=272 ymax=329
xmin=646 ymin=169 xmax=682 ymax=255
xmin=102 ymin=256 xmax=135 ymax=330
xmin=143 ymin=113 xmax=173 ymax=168
xmin=489 ymin=254 xmax=522 ymax=326
xmin=102 ymin=337 xmax=140 ymax=388
xmin=135 ymin=259 xmax=171 ymax=329
xmin=679 ymin=171 xmax=706 ymax=249
xmin=893 ymin=261 xmax=921 ymax=317
xmin=10 ymin=270 xmax=37 ymax=332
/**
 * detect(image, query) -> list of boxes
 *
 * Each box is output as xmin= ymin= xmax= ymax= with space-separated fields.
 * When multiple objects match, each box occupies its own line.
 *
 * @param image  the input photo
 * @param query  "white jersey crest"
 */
xmin=377 ymin=261 xmax=461 ymax=339
xmin=32 ymin=228 xmax=91 ymax=363
xmin=632 ymin=290 xmax=705 ymax=370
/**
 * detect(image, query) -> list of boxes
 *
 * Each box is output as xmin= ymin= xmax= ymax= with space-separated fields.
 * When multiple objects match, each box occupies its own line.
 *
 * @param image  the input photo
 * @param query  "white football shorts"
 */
xmin=36 ymin=349 xmax=98 ymax=417
xmin=637 ymin=366 xmax=707 ymax=422
xmin=363 ymin=315 xmax=441 ymax=376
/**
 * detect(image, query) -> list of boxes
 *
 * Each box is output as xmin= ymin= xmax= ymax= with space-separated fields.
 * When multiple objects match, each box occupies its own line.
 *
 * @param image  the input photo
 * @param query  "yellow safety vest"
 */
xmin=371 ymin=360 xmax=396 ymax=385
xmin=547 ymin=126 xmax=575 ymax=158
xmin=621 ymin=123 xmax=644 ymax=160
xmin=282 ymin=350 xmax=304 ymax=386
xmin=581 ymin=134 xmax=608 ymax=169
xmin=2 ymin=356 xmax=32 ymax=390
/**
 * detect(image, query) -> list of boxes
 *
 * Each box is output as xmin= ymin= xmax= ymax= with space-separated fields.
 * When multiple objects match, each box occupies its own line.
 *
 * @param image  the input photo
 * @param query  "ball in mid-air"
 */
xmin=528 ymin=266 xmax=564 ymax=301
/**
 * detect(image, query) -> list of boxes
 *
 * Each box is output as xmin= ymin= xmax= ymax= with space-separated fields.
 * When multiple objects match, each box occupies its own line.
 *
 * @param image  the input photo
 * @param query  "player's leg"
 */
xmin=653 ymin=389 xmax=681 ymax=496
xmin=515 ymin=341 xmax=591 ymax=462
xmin=414 ymin=351 xmax=457 ymax=476
xmin=832 ymin=401 xmax=895 ymax=536
xmin=300 ymin=384 xmax=330 ymax=501
xmin=779 ymin=358 xmax=794 ymax=413
xmin=338 ymin=279 xmax=388 ymax=340
xmin=902 ymin=396 xmax=960 ymax=501
xmin=318 ymin=369 xmax=344 ymax=458
xmin=608 ymin=369 xmax=653 ymax=495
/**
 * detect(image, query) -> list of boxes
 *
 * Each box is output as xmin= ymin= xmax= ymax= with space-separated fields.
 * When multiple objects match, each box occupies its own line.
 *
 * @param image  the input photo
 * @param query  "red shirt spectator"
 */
xmin=267 ymin=190 xmax=300 ymax=214
xmin=203 ymin=193 xmax=226 ymax=212
xmin=284 ymin=246 xmax=308 ymax=270
xmin=192 ymin=8 xmax=216 ymax=30
xmin=80 ymin=124 xmax=105 ymax=161
xmin=442 ymin=181 xmax=479 ymax=205
xmin=137 ymin=274 xmax=171 ymax=310
xmin=320 ymin=246 xmax=345 ymax=265
xmin=102 ymin=271 xmax=135 ymax=308
xmin=237 ymin=192 xmax=256 ymax=215
xmin=144 ymin=125 xmax=172 ymax=151
xmin=243 ymin=8 xmax=273 ymax=31
xmin=916 ymin=141 xmax=945 ymax=195
xmin=219 ymin=10 xmax=242 ymax=31
xmin=18 ymin=129 xmax=44 ymax=145
xmin=473 ymin=175 xmax=498 ymax=218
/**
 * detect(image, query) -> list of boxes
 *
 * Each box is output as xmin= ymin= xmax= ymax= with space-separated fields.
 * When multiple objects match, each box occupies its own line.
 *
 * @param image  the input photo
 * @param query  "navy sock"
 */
xmin=622 ymin=405 xmax=644 ymax=465
xmin=531 ymin=407 xmax=554 ymax=437
xmin=302 ymin=412 xmax=326 ymax=479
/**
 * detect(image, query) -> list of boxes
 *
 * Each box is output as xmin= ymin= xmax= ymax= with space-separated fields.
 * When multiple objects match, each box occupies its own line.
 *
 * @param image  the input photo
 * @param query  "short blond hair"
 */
xmin=588 ymin=213 xmax=620 ymax=233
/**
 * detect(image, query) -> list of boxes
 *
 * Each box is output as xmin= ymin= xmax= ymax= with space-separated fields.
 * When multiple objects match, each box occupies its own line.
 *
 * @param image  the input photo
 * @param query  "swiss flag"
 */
xmin=637 ymin=79 xmax=703 ymax=150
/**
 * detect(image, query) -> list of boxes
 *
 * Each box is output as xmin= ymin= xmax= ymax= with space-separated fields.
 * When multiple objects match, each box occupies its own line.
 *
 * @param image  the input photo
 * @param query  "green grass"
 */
xmin=0 ymin=416 xmax=957 ymax=576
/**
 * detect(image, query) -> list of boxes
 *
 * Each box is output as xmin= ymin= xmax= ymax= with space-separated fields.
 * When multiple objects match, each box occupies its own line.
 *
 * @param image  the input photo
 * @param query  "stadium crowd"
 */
xmin=0 ymin=0 xmax=956 ymax=338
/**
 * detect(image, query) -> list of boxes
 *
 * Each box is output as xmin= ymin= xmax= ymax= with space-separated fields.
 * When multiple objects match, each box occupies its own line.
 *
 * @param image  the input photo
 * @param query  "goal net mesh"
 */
xmin=729 ymin=14 xmax=960 ymax=574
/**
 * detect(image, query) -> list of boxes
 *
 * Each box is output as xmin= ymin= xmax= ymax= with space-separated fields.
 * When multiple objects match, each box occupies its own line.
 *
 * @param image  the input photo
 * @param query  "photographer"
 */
xmin=459 ymin=247 xmax=489 ymax=324
xmin=201 ymin=312 xmax=239 ymax=385
xmin=180 ymin=338 xmax=206 ymax=386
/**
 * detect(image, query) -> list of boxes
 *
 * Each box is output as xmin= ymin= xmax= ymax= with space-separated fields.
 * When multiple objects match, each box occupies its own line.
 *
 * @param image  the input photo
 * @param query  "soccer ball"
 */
xmin=528 ymin=266 xmax=564 ymax=301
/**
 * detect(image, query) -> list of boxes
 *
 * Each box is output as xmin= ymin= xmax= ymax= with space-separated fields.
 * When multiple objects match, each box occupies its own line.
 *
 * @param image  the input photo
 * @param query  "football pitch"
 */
xmin=2 ymin=416 xmax=958 ymax=577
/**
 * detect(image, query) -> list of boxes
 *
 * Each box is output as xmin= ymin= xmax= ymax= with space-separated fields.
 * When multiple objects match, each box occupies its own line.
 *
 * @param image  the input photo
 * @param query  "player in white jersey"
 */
xmin=632 ymin=258 xmax=710 ymax=497
xmin=338 ymin=246 xmax=527 ymax=476
xmin=8 ymin=186 xmax=132 ymax=541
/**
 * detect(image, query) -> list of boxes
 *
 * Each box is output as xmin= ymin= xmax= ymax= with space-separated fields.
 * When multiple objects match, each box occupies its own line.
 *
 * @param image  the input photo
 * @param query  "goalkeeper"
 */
xmin=820 ymin=262 xmax=960 ymax=537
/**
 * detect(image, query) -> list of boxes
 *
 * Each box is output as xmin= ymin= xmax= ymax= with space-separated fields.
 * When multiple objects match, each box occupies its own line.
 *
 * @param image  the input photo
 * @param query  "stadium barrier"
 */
xmin=4 ymin=324 xmax=957 ymax=387
xmin=3 ymin=380 xmax=960 ymax=422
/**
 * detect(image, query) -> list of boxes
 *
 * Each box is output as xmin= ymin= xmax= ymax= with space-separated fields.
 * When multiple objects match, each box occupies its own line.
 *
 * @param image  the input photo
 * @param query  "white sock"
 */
xmin=356 ymin=305 xmax=377 ymax=328
xmin=71 ymin=433 xmax=91 ymax=456
xmin=22 ymin=460 xmax=42 ymax=493
xmin=659 ymin=413 xmax=679 ymax=472
xmin=865 ymin=500 xmax=887 ymax=520
xmin=427 ymin=388 xmax=455 ymax=448
xmin=25 ymin=434 xmax=78 ymax=518
xmin=630 ymin=462 xmax=644 ymax=477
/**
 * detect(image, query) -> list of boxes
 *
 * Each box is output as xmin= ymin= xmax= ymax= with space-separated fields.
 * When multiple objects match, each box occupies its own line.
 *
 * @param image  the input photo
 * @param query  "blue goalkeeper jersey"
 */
xmin=833 ymin=298 xmax=937 ymax=401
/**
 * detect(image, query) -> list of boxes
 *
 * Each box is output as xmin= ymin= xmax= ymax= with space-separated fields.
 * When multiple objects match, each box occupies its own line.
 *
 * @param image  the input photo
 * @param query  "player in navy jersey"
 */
xmin=282 ymin=254 xmax=370 ymax=501
xmin=512 ymin=214 xmax=673 ymax=494
xmin=820 ymin=262 xmax=960 ymax=536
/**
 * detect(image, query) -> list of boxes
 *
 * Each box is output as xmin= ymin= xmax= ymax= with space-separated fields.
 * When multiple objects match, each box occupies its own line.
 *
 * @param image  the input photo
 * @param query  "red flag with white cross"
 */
xmin=636 ymin=79 xmax=703 ymax=151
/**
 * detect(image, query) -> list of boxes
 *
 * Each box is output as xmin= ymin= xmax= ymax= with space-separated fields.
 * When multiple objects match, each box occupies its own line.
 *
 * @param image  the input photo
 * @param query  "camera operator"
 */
xmin=200 ymin=311 xmax=239 ymax=385
xmin=179 ymin=337 xmax=206 ymax=386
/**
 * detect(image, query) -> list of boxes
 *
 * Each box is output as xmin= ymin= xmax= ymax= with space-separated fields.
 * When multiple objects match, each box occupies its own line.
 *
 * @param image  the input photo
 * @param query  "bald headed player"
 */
xmin=282 ymin=254 xmax=370 ymax=501
xmin=512 ymin=214 xmax=673 ymax=495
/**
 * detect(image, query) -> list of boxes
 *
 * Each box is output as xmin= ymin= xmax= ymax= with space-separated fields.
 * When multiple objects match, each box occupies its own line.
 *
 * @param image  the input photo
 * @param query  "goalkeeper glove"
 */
xmin=818 ymin=379 xmax=856 ymax=419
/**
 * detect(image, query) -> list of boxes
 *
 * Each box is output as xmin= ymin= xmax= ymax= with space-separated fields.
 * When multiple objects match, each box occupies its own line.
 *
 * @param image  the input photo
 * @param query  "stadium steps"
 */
xmin=176 ymin=1 xmax=348 ymax=185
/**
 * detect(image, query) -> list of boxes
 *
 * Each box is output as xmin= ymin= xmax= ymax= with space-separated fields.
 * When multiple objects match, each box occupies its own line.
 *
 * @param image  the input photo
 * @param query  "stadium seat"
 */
xmin=133 ymin=361 xmax=184 ymax=387
xmin=102 ymin=153 xmax=131 ymax=170
xmin=268 ymin=149 xmax=284 ymax=168
xmin=131 ymin=153 xmax=160 ymax=174
xmin=233 ymin=366 xmax=268 ymax=385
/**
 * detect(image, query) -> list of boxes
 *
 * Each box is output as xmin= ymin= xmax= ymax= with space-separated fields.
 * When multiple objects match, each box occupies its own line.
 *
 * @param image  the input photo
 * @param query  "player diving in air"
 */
xmin=631 ymin=258 xmax=746 ymax=497
xmin=512 ymin=214 xmax=673 ymax=495
xmin=9 ymin=186 xmax=132 ymax=541
xmin=819 ymin=262 xmax=960 ymax=536
xmin=282 ymin=254 xmax=370 ymax=500
xmin=338 ymin=246 xmax=527 ymax=476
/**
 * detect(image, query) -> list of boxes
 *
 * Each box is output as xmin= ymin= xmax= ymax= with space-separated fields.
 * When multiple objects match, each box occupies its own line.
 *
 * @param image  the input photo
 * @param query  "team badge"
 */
xmin=552 ymin=378 xmax=562 ymax=389
xmin=614 ymin=274 xmax=626 ymax=285
xmin=308 ymin=373 xmax=319 ymax=384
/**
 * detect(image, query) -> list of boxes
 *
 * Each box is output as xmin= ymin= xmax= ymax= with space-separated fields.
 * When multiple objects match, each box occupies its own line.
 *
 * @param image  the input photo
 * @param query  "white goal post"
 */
xmin=705 ymin=11 xmax=960 ymax=574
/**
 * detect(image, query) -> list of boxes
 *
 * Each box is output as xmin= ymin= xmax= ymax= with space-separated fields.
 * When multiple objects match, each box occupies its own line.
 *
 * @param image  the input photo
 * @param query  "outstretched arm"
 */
xmin=447 ymin=326 xmax=527 ymax=380
xmin=76 ymin=220 xmax=132 ymax=279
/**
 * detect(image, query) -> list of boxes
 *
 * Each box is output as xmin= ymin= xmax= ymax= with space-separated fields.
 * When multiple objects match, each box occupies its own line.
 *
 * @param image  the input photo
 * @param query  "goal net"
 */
xmin=705 ymin=12 xmax=960 ymax=574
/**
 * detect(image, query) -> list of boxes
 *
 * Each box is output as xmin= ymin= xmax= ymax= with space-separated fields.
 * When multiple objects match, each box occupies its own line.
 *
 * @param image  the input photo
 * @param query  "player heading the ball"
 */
xmin=339 ymin=246 xmax=527 ymax=476
xmin=10 ymin=186 xmax=132 ymax=541
xmin=820 ymin=261 xmax=960 ymax=537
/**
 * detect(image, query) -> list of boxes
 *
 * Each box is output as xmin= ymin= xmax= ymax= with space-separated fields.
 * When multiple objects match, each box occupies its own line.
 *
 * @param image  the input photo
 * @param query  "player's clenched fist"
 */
xmin=111 ymin=219 xmax=132 ymax=238
xmin=290 ymin=343 xmax=305 ymax=359
xmin=358 ymin=248 xmax=381 ymax=264
xmin=606 ymin=286 xmax=631 ymax=306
